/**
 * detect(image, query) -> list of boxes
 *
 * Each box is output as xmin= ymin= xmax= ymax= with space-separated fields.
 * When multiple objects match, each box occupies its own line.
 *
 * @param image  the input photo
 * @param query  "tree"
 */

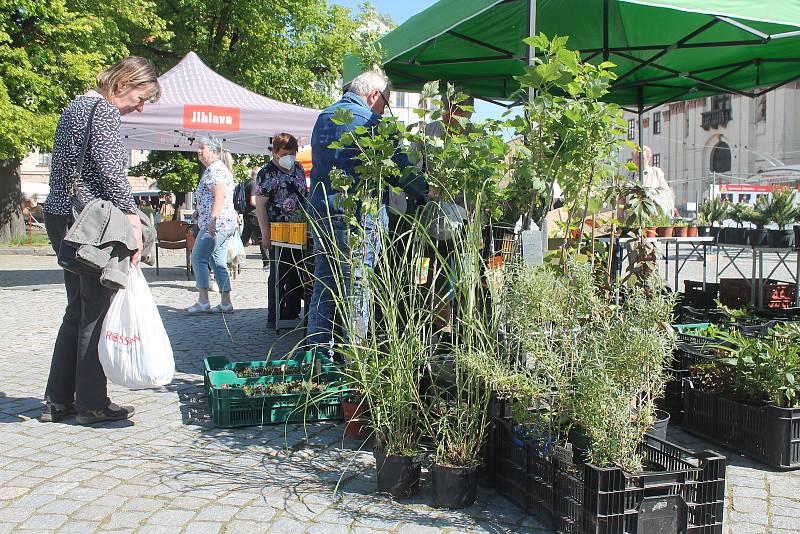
xmin=130 ymin=1 xmax=386 ymax=196
xmin=0 ymin=0 xmax=167 ymax=240
xmin=137 ymin=0 xmax=365 ymax=108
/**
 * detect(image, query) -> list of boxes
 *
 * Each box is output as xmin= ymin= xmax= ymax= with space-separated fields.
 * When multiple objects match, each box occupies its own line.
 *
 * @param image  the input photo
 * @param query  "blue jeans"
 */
xmin=307 ymin=208 xmax=387 ymax=353
xmin=192 ymin=228 xmax=233 ymax=293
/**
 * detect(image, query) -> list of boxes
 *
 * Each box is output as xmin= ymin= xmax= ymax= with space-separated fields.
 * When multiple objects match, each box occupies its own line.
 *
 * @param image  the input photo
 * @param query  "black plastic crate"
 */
xmin=661 ymin=343 xmax=717 ymax=425
xmin=494 ymin=419 xmax=726 ymax=533
xmin=683 ymin=281 xmax=720 ymax=309
xmin=683 ymin=380 xmax=800 ymax=470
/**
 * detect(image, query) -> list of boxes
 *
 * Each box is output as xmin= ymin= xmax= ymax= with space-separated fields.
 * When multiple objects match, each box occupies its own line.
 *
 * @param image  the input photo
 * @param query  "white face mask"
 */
xmin=277 ymin=154 xmax=296 ymax=170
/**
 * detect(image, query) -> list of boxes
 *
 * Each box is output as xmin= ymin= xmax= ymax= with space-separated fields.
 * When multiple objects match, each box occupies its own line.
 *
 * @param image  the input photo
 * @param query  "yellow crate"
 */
xmin=289 ymin=223 xmax=307 ymax=245
xmin=271 ymin=222 xmax=289 ymax=242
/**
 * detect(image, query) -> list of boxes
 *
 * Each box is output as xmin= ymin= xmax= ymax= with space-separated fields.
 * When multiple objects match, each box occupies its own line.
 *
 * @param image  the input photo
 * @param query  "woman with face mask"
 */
xmin=254 ymin=133 xmax=308 ymax=327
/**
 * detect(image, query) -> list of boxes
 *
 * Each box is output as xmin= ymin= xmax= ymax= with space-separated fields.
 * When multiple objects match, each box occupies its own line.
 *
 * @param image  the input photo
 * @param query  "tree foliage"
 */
xmin=0 ymin=0 xmax=168 ymax=160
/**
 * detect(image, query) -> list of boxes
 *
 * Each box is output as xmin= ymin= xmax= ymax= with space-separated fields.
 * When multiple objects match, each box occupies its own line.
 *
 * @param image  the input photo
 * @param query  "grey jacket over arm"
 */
xmin=63 ymin=199 xmax=156 ymax=289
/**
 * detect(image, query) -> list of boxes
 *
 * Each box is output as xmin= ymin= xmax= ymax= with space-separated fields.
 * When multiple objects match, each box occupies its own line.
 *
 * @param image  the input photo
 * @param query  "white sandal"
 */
xmin=186 ymin=301 xmax=211 ymax=315
xmin=211 ymin=303 xmax=235 ymax=314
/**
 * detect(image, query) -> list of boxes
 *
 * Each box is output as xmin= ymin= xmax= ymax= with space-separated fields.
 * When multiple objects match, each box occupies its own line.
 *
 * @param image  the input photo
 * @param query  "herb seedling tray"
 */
xmin=203 ymin=352 xmax=339 ymax=401
xmin=493 ymin=418 xmax=726 ymax=533
xmin=683 ymin=380 xmax=800 ymax=470
xmin=207 ymin=369 xmax=343 ymax=428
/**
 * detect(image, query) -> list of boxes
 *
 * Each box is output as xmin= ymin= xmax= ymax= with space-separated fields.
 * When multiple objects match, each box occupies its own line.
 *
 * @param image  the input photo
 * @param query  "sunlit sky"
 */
xmin=328 ymin=0 xmax=513 ymax=122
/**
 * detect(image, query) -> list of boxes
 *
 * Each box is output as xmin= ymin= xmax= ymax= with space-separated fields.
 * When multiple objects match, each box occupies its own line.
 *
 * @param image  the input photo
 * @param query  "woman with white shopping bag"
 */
xmin=41 ymin=57 xmax=163 ymax=425
xmin=99 ymin=266 xmax=175 ymax=389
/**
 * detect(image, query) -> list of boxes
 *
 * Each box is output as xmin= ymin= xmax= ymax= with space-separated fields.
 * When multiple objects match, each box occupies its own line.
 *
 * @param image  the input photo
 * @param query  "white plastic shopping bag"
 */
xmin=227 ymin=229 xmax=247 ymax=268
xmin=99 ymin=265 xmax=175 ymax=388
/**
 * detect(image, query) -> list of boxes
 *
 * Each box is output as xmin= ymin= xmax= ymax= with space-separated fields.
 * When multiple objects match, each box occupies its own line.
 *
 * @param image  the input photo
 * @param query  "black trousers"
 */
xmin=267 ymin=246 xmax=303 ymax=320
xmin=44 ymin=212 xmax=116 ymax=411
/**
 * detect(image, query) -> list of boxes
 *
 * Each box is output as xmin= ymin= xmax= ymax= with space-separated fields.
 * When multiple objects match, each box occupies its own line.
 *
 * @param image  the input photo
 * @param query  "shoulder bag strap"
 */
xmin=68 ymin=97 xmax=103 ymax=202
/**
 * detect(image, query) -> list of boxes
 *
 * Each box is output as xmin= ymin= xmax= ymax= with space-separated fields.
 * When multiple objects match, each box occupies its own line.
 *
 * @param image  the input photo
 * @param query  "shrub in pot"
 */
xmin=687 ymin=224 xmax=699 ymax=238
xmin=742 ymin=198 xmax=770 ymax=247
xmin=723 ymin=203 xmax=750 ymax=244
xmin=699 ymin=197 xmax=729 ymax=240
xmin=764 ymin=186 xmax=797 ymax=248
xmin=673 ymin=220 xmax=688 ymax=237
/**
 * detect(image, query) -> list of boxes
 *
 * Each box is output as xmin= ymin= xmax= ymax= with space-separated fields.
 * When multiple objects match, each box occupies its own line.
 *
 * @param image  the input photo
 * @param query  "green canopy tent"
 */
xmin=344 ymin=0 xmax=800 ymax=113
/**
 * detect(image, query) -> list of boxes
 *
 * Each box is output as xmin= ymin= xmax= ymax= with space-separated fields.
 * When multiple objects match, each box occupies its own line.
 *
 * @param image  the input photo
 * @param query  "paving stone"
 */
xmin=55 ymin=521 xmax=101 ymax=534
xmin=222 ymin=520 xmax=269 ymax=533
xmin=135 ymin=525 xmax=183 ymax=534
xmin=193 ymin=505 xmax=239 ymax=522
xmin=269 ymin=518 xmax=310 ymax=534
xmin=145 ymin=509 xmax=195 ymax=526
xmin=71 ymin=505 xmax=117 ymax=522
xmin=728 ymin=523 xmax=767 ymax=534
xmin=0 ymin=487 xmax=29 ymax=500
xmin=732 ymin=497 xmax=767 ymax=514
xmin=18 ymin=513 xmax=68 ymax=530
xmin=771 ymin=515 xmax=800 ymax=530
xmin=106 ymin=511 xmax=151 ymax=528
xmin=183 ymin=521 xmax=224 ymax=534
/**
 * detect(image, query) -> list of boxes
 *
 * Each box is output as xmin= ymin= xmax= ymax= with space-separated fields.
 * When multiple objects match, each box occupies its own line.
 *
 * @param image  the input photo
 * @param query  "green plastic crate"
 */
xmin=202 ymin=352 xmax=339 ymax=403
xmin=207 ymin=370 xmax=343 ymax=428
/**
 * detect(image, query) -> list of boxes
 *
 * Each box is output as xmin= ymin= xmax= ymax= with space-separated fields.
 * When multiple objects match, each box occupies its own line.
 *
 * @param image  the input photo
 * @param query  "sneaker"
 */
xmin=186 ymin=301 xmax=211 ymax=315
xmin=211 ymin=303 xmax=235 ymax=314
xmin=40 ymin=402 xmax=76 ymax=423
xmin=76 ymin=403 xmax=135 ymax=425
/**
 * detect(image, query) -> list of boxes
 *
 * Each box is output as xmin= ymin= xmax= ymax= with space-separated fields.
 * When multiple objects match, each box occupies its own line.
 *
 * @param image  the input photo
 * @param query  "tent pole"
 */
xmin=603 ymin=0 xmax=609 ymax=60
xmin=638 ymin=86 xmax=644 ymax=184
xmin=527 ymin=0 xmax=537 ymax=102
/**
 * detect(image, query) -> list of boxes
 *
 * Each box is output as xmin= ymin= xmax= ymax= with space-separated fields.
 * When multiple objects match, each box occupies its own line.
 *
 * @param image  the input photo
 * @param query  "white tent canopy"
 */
xmin=120 ymin=52 xmax=320 ymax=155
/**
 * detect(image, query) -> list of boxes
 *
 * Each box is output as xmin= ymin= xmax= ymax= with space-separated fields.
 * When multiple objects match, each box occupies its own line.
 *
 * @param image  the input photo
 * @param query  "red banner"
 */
xmin=183 ymin=105 xmax=240 ymax=131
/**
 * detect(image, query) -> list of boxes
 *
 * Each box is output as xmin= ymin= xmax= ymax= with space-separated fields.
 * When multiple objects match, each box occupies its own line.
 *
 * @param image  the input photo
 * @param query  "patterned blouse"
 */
xmin=44 ymin=95 xmax=137 ymax=215
xmin=195 ymin=160 xmax=237 ymax=234
xmin=255 ymin=161 xmax=307 ymax=222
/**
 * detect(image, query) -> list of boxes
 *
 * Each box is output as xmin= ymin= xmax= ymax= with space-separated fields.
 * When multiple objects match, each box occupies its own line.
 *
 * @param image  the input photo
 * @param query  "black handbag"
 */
xmin=58 ymin=98 xmax=103 ymax=275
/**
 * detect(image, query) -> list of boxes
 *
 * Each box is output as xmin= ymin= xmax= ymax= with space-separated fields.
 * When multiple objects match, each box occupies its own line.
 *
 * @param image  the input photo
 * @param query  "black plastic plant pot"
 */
xmin=795 ymin=226 xmax=800 ymax=249
xmin=768 ymin=229 xmax=795 ymax=249
xmin=724 ymin=227 xmax=749 ymax=245
xmin=431 ymin=463 xmax=478 ymax=509
xmin=748 ymin=228 xmax=769 ymax=247
xmin=697 ymin=226 xmax=712 ymax=237
xmin=710 ymin=226 xmax=721 ymax=241
xmin=648 ymin=409 xmax=671 ymax=442
xmin=374 ymin=450 xmax=421 ymax=499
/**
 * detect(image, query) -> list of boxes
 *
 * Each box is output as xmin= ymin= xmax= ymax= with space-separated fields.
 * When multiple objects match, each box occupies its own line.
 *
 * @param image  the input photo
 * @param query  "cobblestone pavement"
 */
xmin=1 ymin=249 xmax=799 ymax=534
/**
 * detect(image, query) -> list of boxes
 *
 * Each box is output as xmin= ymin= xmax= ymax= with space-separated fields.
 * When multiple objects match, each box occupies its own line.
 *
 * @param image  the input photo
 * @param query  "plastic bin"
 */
xmin=683 ymin=380 xmax=800 ymax=470
xmin=493 ymin=418 xmax=726 ymax=533
xmin=207 ymin=369 xmax=342 ymax=428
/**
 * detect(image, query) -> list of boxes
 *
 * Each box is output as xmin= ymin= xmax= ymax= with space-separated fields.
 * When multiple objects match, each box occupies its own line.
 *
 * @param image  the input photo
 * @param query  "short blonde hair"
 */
xmin=97 ymin=56 xmax=161 ymax=102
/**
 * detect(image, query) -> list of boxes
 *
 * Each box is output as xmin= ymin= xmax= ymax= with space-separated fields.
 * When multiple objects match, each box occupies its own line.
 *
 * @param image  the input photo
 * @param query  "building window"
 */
xmin=627 ymin=119 xmax=635 ymax=140
xmin=394 ymin=92 xmax=406 ymax=108
xmin=702 ymin=95 xmax=733 ymax=130
xmin=652 ymin=153 xmax=661 ymax=168
xmin=756 ymin=94 xmax=767 ymax=122
xmin=38 ymin=151 xmax=52 ymax=167
xmin=653 ymin=112 xmax=661 ymax=134
xmin=663 ymin=110 xmax=671 ymax=122
xmin=710 ymin=141 xmax=732 ymax=173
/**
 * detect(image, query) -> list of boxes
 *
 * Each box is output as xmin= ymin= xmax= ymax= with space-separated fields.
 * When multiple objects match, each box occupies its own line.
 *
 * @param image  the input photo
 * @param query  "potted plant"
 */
xmin=683 ymin=324 xmax=800 ymax=468
xmin=687 ymin=222 xmax=699 ymax=237
xmin=341 ymin=392 xmax=369 ymax=440
xmin=765 ymin=186 xmax=797 ymax=248
xmin=673 ymin=219 xmax=688 ymax=237
xmin=724 ymin=203 xmax=750 ymax=245
xmin=651 ymin=211 xmax=673 ymax=237
xmin=742 ymin=197 xmax=770 ymax=247
xmin=699 ymin=197 xmax=729 ymax=241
